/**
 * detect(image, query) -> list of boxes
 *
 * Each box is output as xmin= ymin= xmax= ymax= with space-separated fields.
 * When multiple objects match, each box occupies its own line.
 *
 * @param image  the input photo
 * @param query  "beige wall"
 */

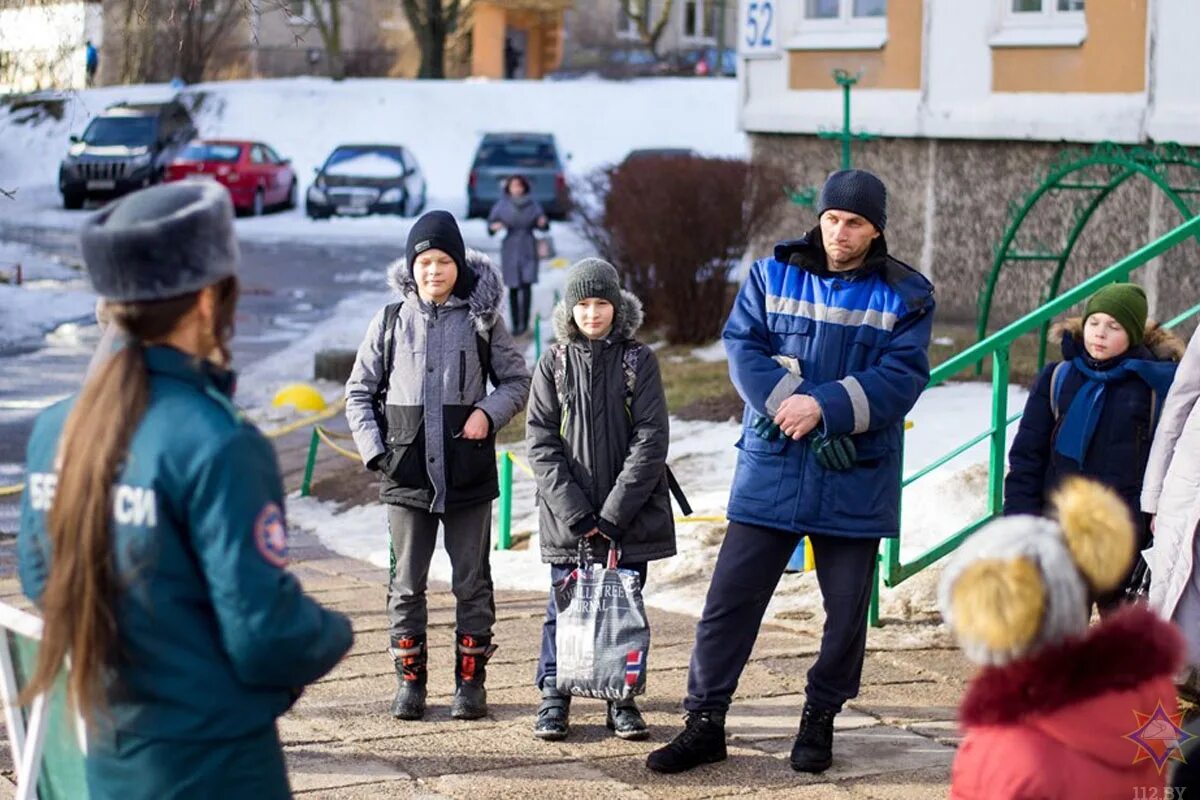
xmin=993 ymin=0 xmax=1147 ymax=93
xmin=788 ymin=0 xmax=922 ymax=90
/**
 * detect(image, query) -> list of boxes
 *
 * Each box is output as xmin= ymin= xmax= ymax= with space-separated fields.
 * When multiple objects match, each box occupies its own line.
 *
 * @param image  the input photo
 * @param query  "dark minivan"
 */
xmin=58 ymin=100 xmax=197 ymax=209
xmin=466 ymin=133 xmax=570 ymax=220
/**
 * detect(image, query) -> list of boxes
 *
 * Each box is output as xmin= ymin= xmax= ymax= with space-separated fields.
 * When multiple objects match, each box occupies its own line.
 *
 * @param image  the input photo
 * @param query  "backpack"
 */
xmin=374 ymin=301 xmax=493 ymax=426
xmin=548 ymin=340 xmax=691 ymax=516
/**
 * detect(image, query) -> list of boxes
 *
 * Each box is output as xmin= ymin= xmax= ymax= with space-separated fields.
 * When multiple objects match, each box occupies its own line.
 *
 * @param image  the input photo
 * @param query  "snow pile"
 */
xmin=0 ymin=282 xmax=95 ymax=351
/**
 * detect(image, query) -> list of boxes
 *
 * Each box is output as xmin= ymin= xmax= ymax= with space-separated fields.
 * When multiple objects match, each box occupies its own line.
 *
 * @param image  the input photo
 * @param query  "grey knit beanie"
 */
xmin=817 ymin=169 xmax=888 ymax=232
xmin=565 ymin=258 xmax=622 ymax=310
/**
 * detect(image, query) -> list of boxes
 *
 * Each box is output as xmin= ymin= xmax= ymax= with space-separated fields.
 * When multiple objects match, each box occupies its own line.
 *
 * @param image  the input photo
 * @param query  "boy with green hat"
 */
xmin=1005 ymin=282 xmax=1184 ymax=610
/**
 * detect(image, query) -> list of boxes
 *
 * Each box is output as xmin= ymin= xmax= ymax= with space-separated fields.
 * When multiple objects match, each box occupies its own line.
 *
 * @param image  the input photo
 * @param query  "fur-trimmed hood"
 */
xmin=960 ymin=604 xmax=1182 ymax=728
xmin=386 ymin=248 xmax=504 ymax=334
xmin=551 ymin=289 xmax=645 ymax=345
xmin=1052 ymin=317 xmax=1186 ymax=363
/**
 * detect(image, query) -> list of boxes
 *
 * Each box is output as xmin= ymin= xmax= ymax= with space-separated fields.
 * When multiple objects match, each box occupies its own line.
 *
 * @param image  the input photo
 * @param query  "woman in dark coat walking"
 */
xmin=488 ymin=175 xmax=548 ymax=335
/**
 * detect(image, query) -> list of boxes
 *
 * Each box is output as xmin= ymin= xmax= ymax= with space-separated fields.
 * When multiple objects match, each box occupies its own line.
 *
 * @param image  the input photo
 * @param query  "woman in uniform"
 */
xmin=17 ymin=181 xmax=353 ymax=799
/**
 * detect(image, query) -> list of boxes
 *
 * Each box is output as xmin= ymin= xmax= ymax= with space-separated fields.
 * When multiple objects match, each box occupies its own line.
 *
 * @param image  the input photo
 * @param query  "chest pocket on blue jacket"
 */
xmin=766 ymin=313 xmax=814 ymax=362
xmin=846 ymin=323 xmax=890 ymax=372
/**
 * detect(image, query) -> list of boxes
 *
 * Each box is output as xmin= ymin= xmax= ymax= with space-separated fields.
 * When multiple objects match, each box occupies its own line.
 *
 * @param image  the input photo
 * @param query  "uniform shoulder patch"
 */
xmin=254 ymin=502 xmax=289 ymax=567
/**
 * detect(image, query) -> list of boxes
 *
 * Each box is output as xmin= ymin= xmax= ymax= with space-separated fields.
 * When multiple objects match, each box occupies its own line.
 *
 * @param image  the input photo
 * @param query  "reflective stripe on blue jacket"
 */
xmin=723 ymin=230 xmax=935 ymax=538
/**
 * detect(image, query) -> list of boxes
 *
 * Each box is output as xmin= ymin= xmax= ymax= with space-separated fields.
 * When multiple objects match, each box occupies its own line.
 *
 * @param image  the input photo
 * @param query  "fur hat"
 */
xmin=80 ymin=181 xmax=238 ymax=303
xmin=939 ymin=478 xmax=1136 ymax=667
xmin=817 ymin=169 xmax=888 ymax=232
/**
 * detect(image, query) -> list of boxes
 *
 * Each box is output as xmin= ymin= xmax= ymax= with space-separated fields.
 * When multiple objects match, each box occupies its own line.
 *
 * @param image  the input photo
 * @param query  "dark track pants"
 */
xmin=683 ymin=521 xmax=880 ymax=713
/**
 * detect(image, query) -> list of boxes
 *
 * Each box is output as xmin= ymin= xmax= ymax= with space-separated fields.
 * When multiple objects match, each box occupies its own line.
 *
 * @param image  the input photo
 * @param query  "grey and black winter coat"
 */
xmin=525 ymin=291 xmax=676 ymax=565
xmin=346 ymin=250 xmax=531 ymax=513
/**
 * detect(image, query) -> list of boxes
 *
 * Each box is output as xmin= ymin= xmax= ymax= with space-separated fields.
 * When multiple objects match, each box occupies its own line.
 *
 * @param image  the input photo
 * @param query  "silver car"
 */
xmin=466 ymin=132 xmax=570 ymax=220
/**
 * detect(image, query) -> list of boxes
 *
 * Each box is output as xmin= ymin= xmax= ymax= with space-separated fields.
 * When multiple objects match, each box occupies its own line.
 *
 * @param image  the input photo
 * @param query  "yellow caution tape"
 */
xmin=505 ymin=452 xmax=537 ymax=479
xmin=315 ymin=426 xmax=362 ymax=462
xmin=262 ymin=399 xmax=346 ymax=440
xmin=0 ymin=484 xmax=24 ymax=497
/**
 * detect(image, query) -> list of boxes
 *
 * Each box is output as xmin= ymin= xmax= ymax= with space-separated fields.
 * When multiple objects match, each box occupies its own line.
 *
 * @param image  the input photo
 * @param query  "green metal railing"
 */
xmin=881 ymin=212 xmax=1200 ymax=593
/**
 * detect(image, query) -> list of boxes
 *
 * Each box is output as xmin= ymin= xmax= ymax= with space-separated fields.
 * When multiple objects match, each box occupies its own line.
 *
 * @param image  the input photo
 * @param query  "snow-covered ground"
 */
xmin=0 ymin=76 xmax=746 ymax=246
xmin=0 ymin=240 xmax=94 ymax=350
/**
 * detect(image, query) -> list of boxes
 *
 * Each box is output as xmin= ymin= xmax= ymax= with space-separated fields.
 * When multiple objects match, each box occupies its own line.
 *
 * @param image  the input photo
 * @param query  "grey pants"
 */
xmin=386 ymin=502 xmax=496 ymax=642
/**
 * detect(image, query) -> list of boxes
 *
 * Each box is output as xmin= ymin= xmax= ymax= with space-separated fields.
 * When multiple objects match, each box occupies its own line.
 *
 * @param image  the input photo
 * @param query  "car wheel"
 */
xmin=62 ymin=192 xmax=84 ymax=210
xmin=285 ymin=180 xmax=297 ymax=210
xmin=252 ymin=189 xmax=264 ymax=217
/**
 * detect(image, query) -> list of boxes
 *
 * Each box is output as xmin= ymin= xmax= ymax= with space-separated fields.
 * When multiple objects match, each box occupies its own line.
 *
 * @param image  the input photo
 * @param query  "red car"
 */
xmin=165 ymin=139 xmax=297 ymax=215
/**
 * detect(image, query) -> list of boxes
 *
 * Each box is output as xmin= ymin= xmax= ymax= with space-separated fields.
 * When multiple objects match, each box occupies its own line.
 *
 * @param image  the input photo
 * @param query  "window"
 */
xmin=287 ymin=0 xmax=309 ymax=25
xmin=683 ymin=0 xmax=716 ymax=40
xmin=790 ymin=0 xmax=887 ymax=51
xmin=250 ymin=145 xmax=267 ymax=165
xmin=992 ymin=0 xmax=1086 ymax=47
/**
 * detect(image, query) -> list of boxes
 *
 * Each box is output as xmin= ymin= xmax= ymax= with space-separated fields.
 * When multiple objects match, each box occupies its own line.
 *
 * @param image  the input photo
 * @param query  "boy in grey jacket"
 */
xmin=346 ymin=210 xmax=531 ymax=722
xmin=526 ymin=258 xmax=677 ymax=741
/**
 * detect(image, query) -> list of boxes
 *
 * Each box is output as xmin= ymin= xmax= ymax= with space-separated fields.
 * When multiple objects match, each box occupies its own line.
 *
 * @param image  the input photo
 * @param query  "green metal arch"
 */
xmin=976 ymin=142 xmax=1200 ymax=368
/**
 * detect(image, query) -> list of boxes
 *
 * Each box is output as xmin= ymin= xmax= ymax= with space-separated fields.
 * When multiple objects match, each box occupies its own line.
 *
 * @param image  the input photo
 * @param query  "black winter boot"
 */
xmin=389 ymin=635 xmax=427 ymax=721
xmin=645 ymin=711 xmax=727 ymax=773
xmin=607 ymin=698 xmax=649 ymax=740
xmin=790 ymin=703 xmax=836 ymax=773
xmin=533 ymin=684 xmax=571 ymax=741
xmin=450 ymin=632 xmax=497 ymax=720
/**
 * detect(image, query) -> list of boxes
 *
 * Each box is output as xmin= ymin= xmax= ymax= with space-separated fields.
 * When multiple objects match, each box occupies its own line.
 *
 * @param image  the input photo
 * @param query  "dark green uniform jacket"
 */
xmin=18 ymin=346 xmax=352 ymax=785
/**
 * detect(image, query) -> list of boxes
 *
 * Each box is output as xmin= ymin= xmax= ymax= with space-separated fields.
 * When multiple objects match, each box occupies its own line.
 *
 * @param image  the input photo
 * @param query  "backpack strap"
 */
xmin=621 ymin=342 xmax=643 ymax=417
xmin=375 ymin=301 xmax=404 ymax=410
xmin=1048 ymin=361 xmax=1071 ymax=421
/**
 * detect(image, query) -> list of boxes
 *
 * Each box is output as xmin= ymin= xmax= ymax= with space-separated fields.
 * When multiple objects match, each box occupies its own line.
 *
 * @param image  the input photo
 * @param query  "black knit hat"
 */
xmin=80 ymin=182 xmax=238 ymax=302
xmin=406 ymin=210 xmax=472 ymax=296
xmin=817 ymin=169 xmax=888 ymax=232
xmin=565 ymin=258 xmax=622 ymax=310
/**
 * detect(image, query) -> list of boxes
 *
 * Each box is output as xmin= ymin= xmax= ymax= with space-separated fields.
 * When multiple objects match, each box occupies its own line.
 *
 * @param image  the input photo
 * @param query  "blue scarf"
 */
xmin=1054 ymin=355 xmax=1178 ymax=464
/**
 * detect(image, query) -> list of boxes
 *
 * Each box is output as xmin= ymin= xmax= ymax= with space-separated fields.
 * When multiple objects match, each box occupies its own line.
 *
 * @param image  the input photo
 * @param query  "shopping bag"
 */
xmin=554 ymin=540 xmax=650 ymax=700
xmin=536 ymin=233 xmax=556 ymax=260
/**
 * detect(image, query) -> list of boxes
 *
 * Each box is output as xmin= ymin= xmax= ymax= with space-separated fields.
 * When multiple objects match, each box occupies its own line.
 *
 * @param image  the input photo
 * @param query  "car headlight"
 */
xmin=379 ymin=188 xmax=403 ymax=204
xmin=130 ymin=153 xmax=152 ymax=169
xmin=308 ymin=187 xmax=327 ymax=203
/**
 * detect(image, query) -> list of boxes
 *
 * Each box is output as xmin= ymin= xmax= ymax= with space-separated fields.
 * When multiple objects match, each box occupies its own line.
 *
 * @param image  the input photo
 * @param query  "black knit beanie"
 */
xmin=406 ymin=210 xmax=473 ymax=297
xmin=817 ymin=169 xmax=888 ymax=232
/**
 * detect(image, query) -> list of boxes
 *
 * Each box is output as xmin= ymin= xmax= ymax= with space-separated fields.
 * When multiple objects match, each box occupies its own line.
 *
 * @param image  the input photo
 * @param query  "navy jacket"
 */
xmin=1004 ymin=320 xmax=1185 ymax=539
xmin=19 ymin=346 xmax=353 ymax=742
xmin=724 ymin=230 xmax=935 ymax=538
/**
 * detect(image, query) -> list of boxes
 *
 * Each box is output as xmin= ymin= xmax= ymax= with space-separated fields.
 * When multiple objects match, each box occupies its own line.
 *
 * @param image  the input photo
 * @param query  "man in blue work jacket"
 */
xmin=648 ymin=169 xmax=935 ymax=775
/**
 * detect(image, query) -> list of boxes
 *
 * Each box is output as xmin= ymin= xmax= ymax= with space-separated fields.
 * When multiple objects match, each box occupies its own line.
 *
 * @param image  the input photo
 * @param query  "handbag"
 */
xmin=536 ymin=233 xmax=555 ymax=261
xmin=554 ymin=539 xmax=650 ymax=700
xmin=1124 ymin=552 xmax=1151 ymax=602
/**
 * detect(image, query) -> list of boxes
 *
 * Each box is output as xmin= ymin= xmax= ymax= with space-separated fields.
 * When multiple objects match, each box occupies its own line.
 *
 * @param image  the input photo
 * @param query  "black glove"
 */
xmin=596 ymin=518 xmax=623 ymax=542
xmin=810 ymin=432 xmax=856 ymax=471
xmin=751 ymin=414 xmax=783 ymax=442
xmin=366 ymin=451 xmax=387 ymax=472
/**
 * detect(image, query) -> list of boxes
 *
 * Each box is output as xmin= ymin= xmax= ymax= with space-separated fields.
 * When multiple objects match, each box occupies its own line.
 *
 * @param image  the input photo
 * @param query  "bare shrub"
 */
xmin=574 ymin=155 xmax=786 ymax=344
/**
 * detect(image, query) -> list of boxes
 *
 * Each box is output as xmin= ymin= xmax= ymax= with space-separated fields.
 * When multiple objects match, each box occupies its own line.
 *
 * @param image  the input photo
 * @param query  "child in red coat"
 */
xmin=941 ymin=478 xmax=1184 ymax=799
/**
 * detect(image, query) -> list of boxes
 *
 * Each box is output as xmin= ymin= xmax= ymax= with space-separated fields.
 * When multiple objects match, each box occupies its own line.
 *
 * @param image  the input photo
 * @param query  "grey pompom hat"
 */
xmin=80 ymin=181 xmax=239 ymax=303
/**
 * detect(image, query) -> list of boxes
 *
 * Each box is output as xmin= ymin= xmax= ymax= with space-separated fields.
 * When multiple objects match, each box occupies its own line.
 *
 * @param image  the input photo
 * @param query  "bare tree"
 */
xmin=401 ymin=0 xmax=468 ymax=79
xmin=301 ymin=0 xmax=346 ymax=80
xmin=174 ymin=0 xmax=245 ymax=83
xmin=620 ymin=0 xmax=674 ymax=58
xmin=111 ymin=0 xmax=245 ymax=83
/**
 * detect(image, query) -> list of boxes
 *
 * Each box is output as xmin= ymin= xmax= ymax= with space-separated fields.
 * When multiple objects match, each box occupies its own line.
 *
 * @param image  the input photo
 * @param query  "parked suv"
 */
xmin=466 ymin=133 xmax=570 ymax=220
xmin=58 ymin=100 xmax=197 ymax=209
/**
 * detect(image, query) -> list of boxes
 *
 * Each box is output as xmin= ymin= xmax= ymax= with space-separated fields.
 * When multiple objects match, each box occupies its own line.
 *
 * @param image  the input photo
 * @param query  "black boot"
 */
xmin=389 ymin=635 xmax=427 ymax=721
xmin=450 ymin=632 xmax=496 ymax=720
xmin=790 ymin=703 xmax=836 ymax=773
xmin=533 ymin=684 xmax=570 ymax=741
xmin=607 ymin=698 xmax=649 ymax=740
xmin=645 ymin=711 xmax=727 ymax=773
